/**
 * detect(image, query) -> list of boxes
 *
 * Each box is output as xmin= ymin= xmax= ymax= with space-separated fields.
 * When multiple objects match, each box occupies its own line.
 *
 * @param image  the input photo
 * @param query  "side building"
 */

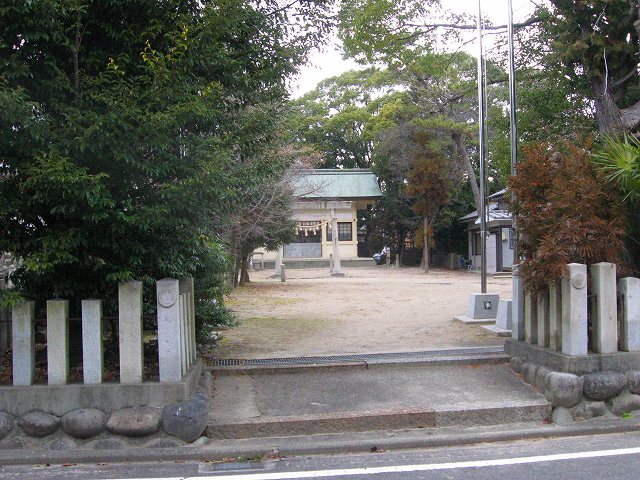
xmin=255 ymin=169 xmax=382 ymax=268
xmin=459 ymin=189 xmax=514 ymax=273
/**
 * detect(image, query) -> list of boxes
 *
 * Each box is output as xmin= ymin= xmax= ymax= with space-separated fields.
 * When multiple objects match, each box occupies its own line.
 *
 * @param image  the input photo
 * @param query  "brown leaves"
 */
xmin=509 ymin=138 xmax=629 ymax=291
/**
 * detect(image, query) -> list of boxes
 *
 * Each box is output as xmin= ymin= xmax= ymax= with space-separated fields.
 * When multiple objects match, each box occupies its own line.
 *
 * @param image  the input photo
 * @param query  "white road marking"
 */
xmin=179 ymin=446 xmax=640 ymax=480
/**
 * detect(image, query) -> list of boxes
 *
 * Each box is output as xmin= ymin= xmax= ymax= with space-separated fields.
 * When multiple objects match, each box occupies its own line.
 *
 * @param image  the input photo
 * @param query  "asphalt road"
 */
xmin=2 ymin=431 xmax=640 ymax=480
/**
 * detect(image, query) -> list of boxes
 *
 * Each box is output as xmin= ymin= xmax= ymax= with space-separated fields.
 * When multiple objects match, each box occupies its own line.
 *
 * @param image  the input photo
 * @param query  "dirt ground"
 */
xmin=210 ymin=267 xmax=513 ymax=359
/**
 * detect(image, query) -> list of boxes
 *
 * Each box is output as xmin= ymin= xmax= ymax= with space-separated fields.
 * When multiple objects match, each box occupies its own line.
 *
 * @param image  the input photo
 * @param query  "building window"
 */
xmin=472 ymin=232 xmax=481 ymax=256
xmin=327 ymin=222 xmax=353 ymax=242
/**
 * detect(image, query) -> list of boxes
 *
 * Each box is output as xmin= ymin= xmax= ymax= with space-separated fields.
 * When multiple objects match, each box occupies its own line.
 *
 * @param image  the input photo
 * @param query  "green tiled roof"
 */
xmin=294 ymin=169 xmax=382 ymax=200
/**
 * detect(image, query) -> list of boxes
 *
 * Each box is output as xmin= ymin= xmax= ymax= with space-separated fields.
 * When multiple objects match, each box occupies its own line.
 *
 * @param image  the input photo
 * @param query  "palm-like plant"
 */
xmin=593 ymin=135 xmax=640 ymax=202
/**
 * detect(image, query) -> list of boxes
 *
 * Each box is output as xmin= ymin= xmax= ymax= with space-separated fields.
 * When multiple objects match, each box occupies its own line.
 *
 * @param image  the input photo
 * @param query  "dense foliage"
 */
xmin=509 ymin=138 xmax=628 ymax=291
xmin=0 ymin=0 xmax=330 ymax=335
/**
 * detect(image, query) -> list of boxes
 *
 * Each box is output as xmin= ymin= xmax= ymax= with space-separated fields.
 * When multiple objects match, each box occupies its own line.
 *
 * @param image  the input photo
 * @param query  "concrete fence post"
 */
xmin=537 ymin=288 xmax=550 ymax=348
xmin=179 ymin=293 xmax=188 ymax=376
xmin=12 ymin=301 xmax=35 ymax=386
xmin=157 ymin=278 xmax=182 ymax=383
xmin=549 ymin=282 xmax=562 ymax=351
xmin=524 ymin=290 xmax=538 ymax=345
xmin=47 ymin=299 xmax=69 ymax=385
xmin=281 ymin=264 xmax=286 ymax=282
xmin=179 ymin=277 xmax=196 ymax=364
xmin=511 ymin=264 xmax=525 ymax=342
xmin=561 ymin=263 xmax=588 ymax=356
xmin=619 ymin=277 xmax=640 ymax=352
xmin=0 ymin=278 xmax=10 ymax=353
xmin=81 ymin=299 xmax=103 ymax=384
xmin=590 ymin=262 xmax=618 ymax=354
xmin=118 ymin=281 xmax=144 ymax=384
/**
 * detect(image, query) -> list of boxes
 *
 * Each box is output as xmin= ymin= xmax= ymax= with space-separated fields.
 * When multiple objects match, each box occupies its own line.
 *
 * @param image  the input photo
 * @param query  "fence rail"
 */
xmin=6 ymin=277 xmax=196 ymax=387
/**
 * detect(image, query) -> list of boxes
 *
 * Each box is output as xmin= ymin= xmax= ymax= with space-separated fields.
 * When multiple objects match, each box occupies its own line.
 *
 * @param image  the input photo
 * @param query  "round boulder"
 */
xmin=536 ymin=367 xmax=552 ymax=394
xmin=106 ymin=406 xmax=161 ymax=437
xmin=583 ymin=372 xmax=627 ymax=401
xmin=509 ymin=357 xmax=523 ymax=374
xmin=571 ymin=400 xmax=612 ymax=420
xmin=609 ymin=393 xmax=640 ymax=416
xmin=88 ymin=438 xmax=129 ymax=450
xmin=522 ymin=363 xmax=539 ymax=385
xmin=627 ymin=371 xmax=640 ymax=395
xmin=0 ymin=412 xmax=14 ymax=440
xmin=18 ymin=411 xmax=60 ymax=437
xmin=62 ymin=408 xmax=106 ymax=439
xmin=545 ymin=372 xmax=583 ymax=408
xmin=47 ymin=436 xmax=78 ymax=451
xmin=161 ymin=393 xmax=209 ymax=443
xmin=551 ymin=407 xmax=574 ymax=426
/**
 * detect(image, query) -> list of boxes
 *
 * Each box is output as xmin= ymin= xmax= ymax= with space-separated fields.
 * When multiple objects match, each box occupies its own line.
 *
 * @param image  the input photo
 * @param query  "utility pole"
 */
xmin=507 ymin=0 xmax=518 ymax=262
xmin=477 ymin=0 xmax=487 ymax=294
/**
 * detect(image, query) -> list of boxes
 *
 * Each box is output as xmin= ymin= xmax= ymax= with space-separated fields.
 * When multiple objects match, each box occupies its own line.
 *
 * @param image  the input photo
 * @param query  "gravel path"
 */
xmin=210 ymin=267 xmax=512 ymax=359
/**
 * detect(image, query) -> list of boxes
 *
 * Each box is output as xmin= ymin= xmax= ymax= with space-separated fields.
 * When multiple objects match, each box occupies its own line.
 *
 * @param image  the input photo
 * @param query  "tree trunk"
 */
xmin=593 ymin=78 xmax=624 ymax=133
xmin=452 ymin=132 xmax=481 ymax=213
xmin=423 ymin=216 xmax=429 ymax=273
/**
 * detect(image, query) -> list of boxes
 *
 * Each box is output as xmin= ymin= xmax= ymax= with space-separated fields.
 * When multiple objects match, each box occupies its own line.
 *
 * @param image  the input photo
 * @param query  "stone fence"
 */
xmin=506 ymin=262 xmax=640 ymax=423
xmin=509 ymin=262 xmax=639 ymax=361
xmin=8 ymin=278 xmax=197 ymax=388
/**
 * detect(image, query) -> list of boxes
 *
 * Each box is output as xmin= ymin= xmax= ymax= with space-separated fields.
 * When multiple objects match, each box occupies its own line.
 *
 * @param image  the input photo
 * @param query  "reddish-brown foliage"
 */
xmin=509 ymin=138 xmax=628 ymax=291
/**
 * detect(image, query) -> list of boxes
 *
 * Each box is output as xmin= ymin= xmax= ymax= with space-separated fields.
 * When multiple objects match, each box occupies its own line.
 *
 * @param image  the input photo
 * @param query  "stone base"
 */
xmin=0 ymin=361 xmax=202 ymax=416
xmin=481 ymin=324 xmax=512 ymax=337
xmin=453 ymin=315 xmax=495 ymax=325
xmin=467 ymin=293 xmax=500 ymax=320
xmin=505 ymin=339 xmax=640 ymax=375
xmin=330 ymin=272 xmax=346 ymax=277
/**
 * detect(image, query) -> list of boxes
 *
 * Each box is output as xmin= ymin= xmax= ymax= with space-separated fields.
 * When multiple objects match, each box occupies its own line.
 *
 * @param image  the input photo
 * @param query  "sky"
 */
xmin=289 ymin=0 xmax=540 ymax=98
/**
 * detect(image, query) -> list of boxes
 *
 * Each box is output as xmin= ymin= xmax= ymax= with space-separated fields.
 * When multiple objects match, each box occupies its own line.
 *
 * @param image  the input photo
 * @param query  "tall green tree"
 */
xmin=0 ymin=0 xmax=330 ymax=321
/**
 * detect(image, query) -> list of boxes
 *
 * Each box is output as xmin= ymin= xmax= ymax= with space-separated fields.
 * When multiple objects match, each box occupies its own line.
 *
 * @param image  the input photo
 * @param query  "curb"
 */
xmin=1 ymin=417 xmax=640 ymax=467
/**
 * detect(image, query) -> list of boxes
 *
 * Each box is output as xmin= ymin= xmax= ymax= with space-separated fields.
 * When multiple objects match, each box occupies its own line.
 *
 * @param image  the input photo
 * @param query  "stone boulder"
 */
xmin=62 ymin=409 xmax=106 ymax=439
xmin=571 ymin=400 xmax=612 ymax=420
xmin=551 ymin=407 xmax=574 ymax=425
xmin=509 ymin=357 xmax=523 ymax=374
xmin=535 ymin=367 xmax=551 ymax=393
xmin=106 ymin=407 xmax=161 ymax=437
xmin=545 ymin=372 xmax=583 ymax=408
xmin=627 ymin=371 xmax=640 ymax=395
xmin=583 ymin=372 xmax=627 ymax=401
xmin=47 ymin=436 xmax=78 ymax=451
xmin=522 ymin=363 xmax=539 ymax=385
xmin=0 ymin=412 xmax=14 ymax=440
xmin=19 ymin=411 xmax=60 ymax=437
xmin=161 ymin=393 xmax=209 ymax=443
xmin=609 ymin=393 xmax=640 ymax=416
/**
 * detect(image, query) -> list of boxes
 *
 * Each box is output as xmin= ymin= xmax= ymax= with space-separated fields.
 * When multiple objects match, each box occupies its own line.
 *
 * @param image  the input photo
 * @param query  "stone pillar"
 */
xmin=330 ymin=209 xmax=343 ymax=276
xmin=590 ymin=262 xmax=618 ymax=354
xmin=118 ymin=281 xmax=144 ymax=384
xmin=47 ymin=299 xmax=69 ymax=386
xmin=549 ymin=282 xmax=562 ymax=351
xmin=274 ymin=246 xmax=283 ymax=277
xmin=12 ymin=301 xmax=35 ymax=386
xmin=329 ymin=254 xmax=334 ymax=274
xmin=511 ymin=264 xmax=525 ymax=341
xmin=157 ymin=279 xmax=182 ymax=383
xmin=0 ymin=278 xmax=10 ymax=353
xmin=280 ymin=264 xmax=286 ymax=282
xmin=524 ymin=291 xmax=538 ymax=345
xmin=81 ymin=299 xmax=103 ymax=384
xmin=619 ymin=277 xmax=640 ymax=352
xmin=561 ymin=263 xmax=588 ymax=356
xmin=179 ymin=293 xmax=188 ymax=376
xmin=537 ymin=288 xmax=550 ymax=348
xmin=179 ymin=277 xmax=196 ymax=364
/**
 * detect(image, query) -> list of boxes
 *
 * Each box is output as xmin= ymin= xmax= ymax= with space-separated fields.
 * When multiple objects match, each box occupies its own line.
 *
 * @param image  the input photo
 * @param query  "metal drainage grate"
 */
xmin=213 ymin=346 xmax=505 ymax=367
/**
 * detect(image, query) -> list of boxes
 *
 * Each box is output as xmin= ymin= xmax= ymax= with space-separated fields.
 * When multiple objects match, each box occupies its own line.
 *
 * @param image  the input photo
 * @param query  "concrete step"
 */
xmin=207 ymin=362 xmax=551 ymax=440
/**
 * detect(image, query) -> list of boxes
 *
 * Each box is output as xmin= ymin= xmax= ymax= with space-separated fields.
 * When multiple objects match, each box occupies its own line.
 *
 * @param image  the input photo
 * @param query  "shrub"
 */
xmin=509 ymin=138 xmax=628 ymax=291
